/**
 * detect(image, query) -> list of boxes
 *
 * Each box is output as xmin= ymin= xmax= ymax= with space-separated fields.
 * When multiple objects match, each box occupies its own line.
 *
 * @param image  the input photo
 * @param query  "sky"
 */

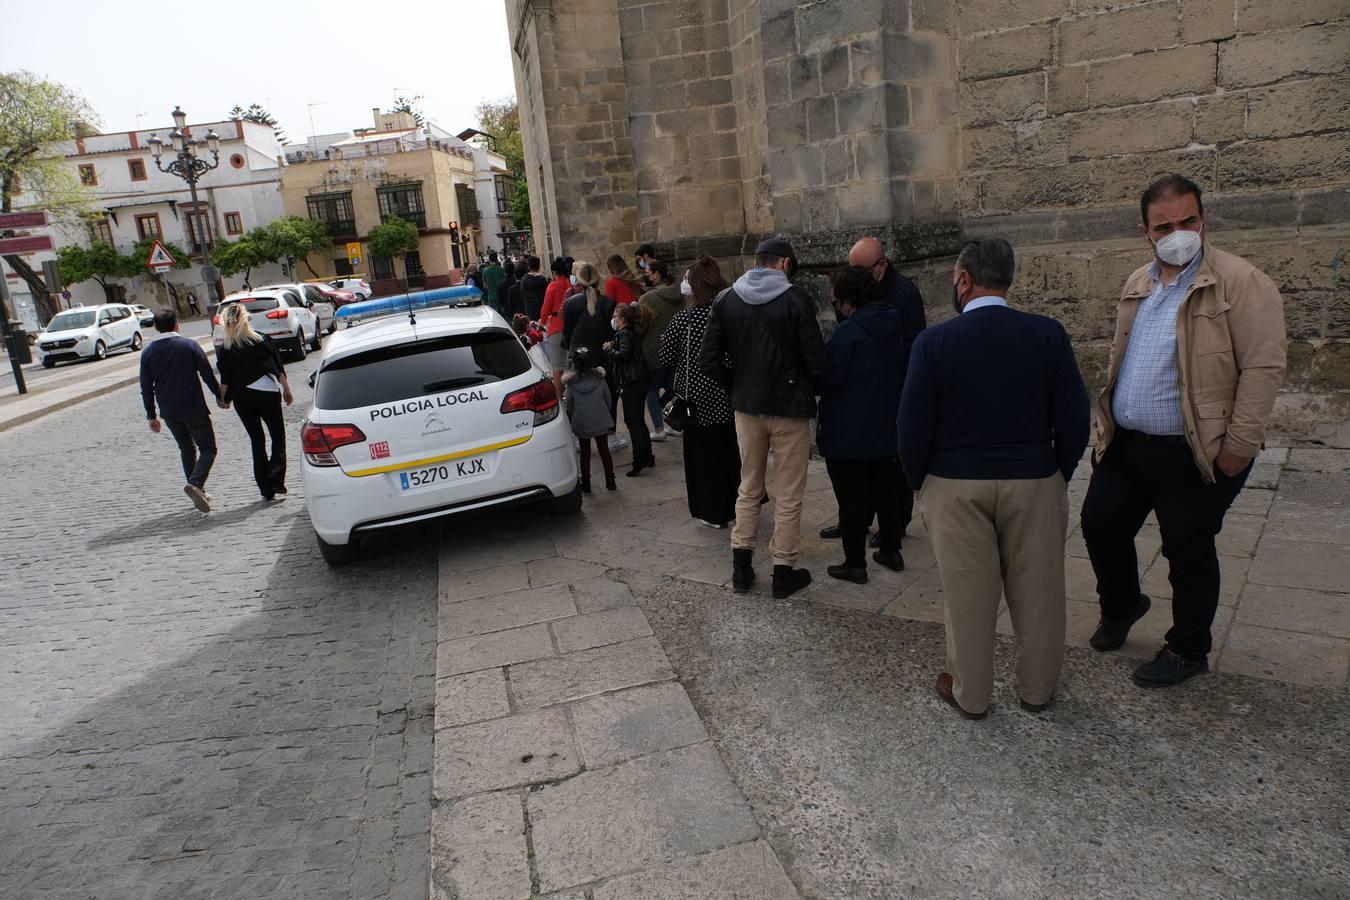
xmin=3 ymin=0 xmax=518 ymax=142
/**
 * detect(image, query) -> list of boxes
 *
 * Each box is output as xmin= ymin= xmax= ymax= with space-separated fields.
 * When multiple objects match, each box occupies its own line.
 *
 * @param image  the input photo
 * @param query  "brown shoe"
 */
xmin=184 ymin=483 xmax=211 ymax=513
xmin=935 ymin=673 xmax=986 ymax=720
xmin=1019 ymin=695 xmax=1053 ymax=713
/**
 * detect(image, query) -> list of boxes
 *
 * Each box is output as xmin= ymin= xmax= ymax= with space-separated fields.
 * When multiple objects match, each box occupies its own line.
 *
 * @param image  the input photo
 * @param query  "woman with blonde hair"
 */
xmin=562 ymin=262 xmax=621 ymax=445
xmin=604 ymin=254 xmax=644 ymax=307
xmin=216 ymin=302 xmax=294 ymax=502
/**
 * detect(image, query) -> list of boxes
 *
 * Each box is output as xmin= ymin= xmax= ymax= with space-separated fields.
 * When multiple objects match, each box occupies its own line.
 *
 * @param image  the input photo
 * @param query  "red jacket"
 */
xmin=541 ymin=275 xmax=570 ymax=335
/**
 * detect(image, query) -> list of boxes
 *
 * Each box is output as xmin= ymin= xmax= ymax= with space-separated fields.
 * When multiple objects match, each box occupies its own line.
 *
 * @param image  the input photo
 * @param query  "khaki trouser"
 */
xmin=731 ymin=413 xmax=812 ymax=566
xmin=919 ymin=474 xmax=1069 ymax=714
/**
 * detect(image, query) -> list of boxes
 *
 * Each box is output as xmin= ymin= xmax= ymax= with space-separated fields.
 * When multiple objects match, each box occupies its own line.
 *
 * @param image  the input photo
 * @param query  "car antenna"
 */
xmin=407 ymin=291 xmax=416 ymax=326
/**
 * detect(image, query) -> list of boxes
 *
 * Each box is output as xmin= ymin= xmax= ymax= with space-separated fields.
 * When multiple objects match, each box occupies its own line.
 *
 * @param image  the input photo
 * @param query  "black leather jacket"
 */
xmin=608 ymin=327 xmax=650 ymax=386
xmin=699 ymin=280 xmax=827 ymax=418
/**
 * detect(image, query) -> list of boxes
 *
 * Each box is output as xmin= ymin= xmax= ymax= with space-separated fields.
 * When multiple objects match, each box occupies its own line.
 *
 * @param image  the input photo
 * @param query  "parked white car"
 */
xmin=301 ymin=303 xmax=580 ymax=564
xmin=37 ymin=304 xmax=143 ymax=367
xmin=129 ymin=304 xmax=156 ymax=327
xmin=330 ymin=277 xmax=372 ymax=300
xmin=258 ymin=282 xmax=337 ymax=335
xmin=213 ymin=289 xmax=322 ymax=359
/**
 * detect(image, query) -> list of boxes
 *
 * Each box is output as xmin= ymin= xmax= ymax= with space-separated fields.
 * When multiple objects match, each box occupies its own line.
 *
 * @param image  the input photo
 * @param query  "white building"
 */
xmin=7 ymin=117 xmax=289 ymax=326
xmin=456 ymin=129 xmax=515 ymax=257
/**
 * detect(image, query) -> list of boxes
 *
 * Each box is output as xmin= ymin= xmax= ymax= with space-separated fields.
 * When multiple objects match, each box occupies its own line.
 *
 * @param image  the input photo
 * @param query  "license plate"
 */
xmin=399 ymin=456 xmax=488 ymax=491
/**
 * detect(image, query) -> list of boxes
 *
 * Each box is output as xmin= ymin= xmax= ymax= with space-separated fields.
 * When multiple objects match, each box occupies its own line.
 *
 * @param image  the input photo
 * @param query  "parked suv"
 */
xmin=258 ymin=283 xmax=337 ymax=335
xmin=37 ymin=304 xmax=143 ymax=367
xmin=301 ymin=304 xmax=580 ymax=564
xmin=213 ymin=289 xmax=322 ymax=359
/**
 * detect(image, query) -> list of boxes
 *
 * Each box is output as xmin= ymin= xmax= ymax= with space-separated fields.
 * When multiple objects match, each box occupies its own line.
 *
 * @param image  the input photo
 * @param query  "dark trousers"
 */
xmin=579 ymin=436 xmax=614 ymax=479
xmin=234 ymin=388 xmax=287 ymax=498
xmin=833 ymin=458 xmax=913 ymax=540
xmin=164 ymin=415 xmax=217 ymax=488
xmin=1081 ymin=433 xmax=1249 ymax=658
xmin=620 ymin=379 xmax=653 ymax=465
xmin=646 ymin=366 xmax=671 ymax=432
xmin=825 ymin=456 xmax=903 ymax=567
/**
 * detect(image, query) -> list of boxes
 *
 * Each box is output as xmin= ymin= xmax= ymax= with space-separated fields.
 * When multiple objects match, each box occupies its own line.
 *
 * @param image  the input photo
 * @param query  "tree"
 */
xmin=511 ymin=178 xmax=533 ymax=231
xmin=262 ymin=215 xmax=331 ymax=278
xmin=0 ymin=71 xmax=99 ymax=318
xmin=391 ymin=96 xmax=425 ymax=128
xmin=368 ymin=217 xmax=420 ymax=291
xmin=212 ymin=230 xmax=274 ymax=287
xmin=473 ymin=98 xmax=524 ymax=178
xmin=55 ymin=242 xmax=138 ymax=302
xmin=229 ymin=103 xmax=286 ymax=144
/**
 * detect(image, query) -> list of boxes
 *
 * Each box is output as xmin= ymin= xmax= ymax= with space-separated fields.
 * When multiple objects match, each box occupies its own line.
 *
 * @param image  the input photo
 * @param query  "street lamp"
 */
xmin=148 ymin=106 xmax=222 ymax=304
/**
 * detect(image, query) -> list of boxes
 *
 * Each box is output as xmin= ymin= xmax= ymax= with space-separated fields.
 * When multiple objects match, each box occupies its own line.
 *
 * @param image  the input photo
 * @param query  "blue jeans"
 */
xmin=646 ymin=366 xmax=672 ymax=432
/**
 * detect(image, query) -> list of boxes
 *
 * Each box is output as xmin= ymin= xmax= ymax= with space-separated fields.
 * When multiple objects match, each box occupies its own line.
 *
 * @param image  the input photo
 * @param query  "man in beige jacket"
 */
xmin=1082 ymin=174 xmax=1287 ymax=688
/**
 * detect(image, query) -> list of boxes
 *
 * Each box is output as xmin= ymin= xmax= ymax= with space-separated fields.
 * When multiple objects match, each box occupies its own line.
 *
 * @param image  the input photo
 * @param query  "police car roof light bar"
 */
xmin=336 ymin=285 xmax=483 ymax=324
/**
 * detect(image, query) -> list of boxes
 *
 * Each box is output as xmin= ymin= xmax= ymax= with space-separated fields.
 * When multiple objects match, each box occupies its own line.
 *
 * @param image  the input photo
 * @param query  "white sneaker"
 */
xmin=650 ymin=431 xmax=668 ymax=442
xmin=608 ymin=435 xmax=628 ymax=452
xmin=667 ymin=427 xmax=683 ymax=437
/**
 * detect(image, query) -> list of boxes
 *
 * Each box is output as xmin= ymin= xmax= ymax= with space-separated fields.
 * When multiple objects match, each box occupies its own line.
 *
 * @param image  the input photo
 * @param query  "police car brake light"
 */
xmin=303 ymin=421 xmax=366 ymax=466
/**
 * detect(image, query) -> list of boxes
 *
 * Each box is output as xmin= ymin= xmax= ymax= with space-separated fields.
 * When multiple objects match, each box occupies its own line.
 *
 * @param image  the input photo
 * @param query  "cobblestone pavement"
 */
xmin=0 ymin=358 xmax=438 ymax=899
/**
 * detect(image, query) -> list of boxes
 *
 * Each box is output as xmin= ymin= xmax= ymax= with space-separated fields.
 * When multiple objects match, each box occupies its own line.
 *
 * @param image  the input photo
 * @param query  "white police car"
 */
xmin=301 ymin=301 xmax=580 ymax=564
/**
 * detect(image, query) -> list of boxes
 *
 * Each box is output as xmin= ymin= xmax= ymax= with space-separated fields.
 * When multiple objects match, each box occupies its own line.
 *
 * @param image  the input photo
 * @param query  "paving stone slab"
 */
xmin=880 ymin=566 xmax=947 ymax=623
xmin=441 ymin=563 xmax=532 ymax=603
xmin=1217 ymin=623 xmax=1350 ymax=689
xmin=509 ymin=637 xmax=676 ymax=710
xmin=1249 ymin=536 xmax=1350 ymax=594
xmin=430 ymin=792 xmax=531 ymax=900
xmin=438 ymin=584 xmax=577 ymax=641
xmin=551 ymin=606 xmax=654 ymax=654
xmin=527 ymin=556 xmax=613 ymax=587
xmin=592 ymin=840 xmax=798 ymax=900
xmin=1285 ymin=448 xmax=1350 ymax=474
xmin=527 ymin=743 xmax=762 ymax=893
xmin=433 ymin=708 xmax=579 ymax=800
xmin=568 ymin=576 xmax=637 ymax=614
xmin=1216 ymin=513 xmax=1267 ymax=558
xmin=1235 ymin=583 xmax=1350 ymax=640
xmin=440 ymin=530 xmax=558 ymax=575
xmin=435 ymin=669 xmax=511 ymax=731
xmin=437 ymin=624 xmax=556 ymax=677
xmin=569 ymin=682 xmax=709 ymax=769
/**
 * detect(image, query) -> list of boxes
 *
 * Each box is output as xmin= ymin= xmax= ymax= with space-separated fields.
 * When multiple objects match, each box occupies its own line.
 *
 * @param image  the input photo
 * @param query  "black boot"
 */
xmin=772 ymin=565 xmax=812 ymax=600
xmin=732 ymin=548 xmax=755 ymax=592
xmin=605 ymin=471 xmax=618 ymax=491
xmin=580 ymin=475 xmax=592 ymax=494
xmin=827 ymin=563 xmax=868 ymax=584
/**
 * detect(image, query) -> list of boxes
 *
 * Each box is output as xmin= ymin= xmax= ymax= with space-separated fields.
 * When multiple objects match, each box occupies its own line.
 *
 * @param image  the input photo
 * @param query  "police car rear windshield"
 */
xmin=315 ymin=331 xmax=529 ymax=410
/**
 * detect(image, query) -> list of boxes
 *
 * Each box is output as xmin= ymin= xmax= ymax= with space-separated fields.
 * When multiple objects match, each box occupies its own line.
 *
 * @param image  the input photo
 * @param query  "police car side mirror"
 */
xmin=308 ymin=371 xmax=317 ymax=389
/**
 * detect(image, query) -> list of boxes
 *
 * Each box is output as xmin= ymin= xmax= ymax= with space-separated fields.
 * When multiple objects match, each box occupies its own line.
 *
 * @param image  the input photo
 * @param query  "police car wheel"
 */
xmin=317 ymin=532 xmax=358 ymax=565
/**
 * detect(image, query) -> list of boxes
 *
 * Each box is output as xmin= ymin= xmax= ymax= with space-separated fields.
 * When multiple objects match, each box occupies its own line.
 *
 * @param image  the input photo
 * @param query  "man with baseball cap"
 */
xmin=701 ymin=237 xmax=827 ymax=600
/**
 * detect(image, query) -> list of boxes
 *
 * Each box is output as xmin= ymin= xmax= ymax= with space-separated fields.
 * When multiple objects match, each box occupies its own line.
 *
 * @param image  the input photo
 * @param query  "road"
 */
xmin=0 ymin=318 xmax=214 ymax=392
xmin=0 ymin=343 xmax=438 ymax=898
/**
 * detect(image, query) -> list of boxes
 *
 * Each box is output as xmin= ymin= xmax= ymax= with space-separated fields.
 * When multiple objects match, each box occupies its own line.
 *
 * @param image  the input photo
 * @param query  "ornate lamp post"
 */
xmin=147 ymin=106 xmax=222 ymax=302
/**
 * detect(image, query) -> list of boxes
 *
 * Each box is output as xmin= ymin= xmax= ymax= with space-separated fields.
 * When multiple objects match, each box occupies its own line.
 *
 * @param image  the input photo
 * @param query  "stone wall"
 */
xmin=507 ymin=0 xmax=1350 ymax=445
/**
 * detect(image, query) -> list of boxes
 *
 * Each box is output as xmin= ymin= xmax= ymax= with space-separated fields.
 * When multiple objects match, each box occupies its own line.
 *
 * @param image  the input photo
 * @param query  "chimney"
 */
xmin=373 ymin=108 xmax=382 ymax=129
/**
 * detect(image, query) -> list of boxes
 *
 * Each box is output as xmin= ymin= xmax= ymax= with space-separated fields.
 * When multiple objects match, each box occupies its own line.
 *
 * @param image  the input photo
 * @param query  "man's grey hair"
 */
xmin=956 ymin=235 xmax=1015 ymax=290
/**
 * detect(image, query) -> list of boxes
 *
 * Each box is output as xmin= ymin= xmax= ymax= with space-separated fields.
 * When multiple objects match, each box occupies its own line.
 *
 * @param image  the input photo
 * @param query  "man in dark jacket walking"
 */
xmin=898 ymin=235 xmax=1089 ymax=719
xmin=519 ymin=255 xmax=549 ymax=320
xmin=139 ymin=309 xmax=224 ymax=513
xmin=818 ymin=265 xmax=908 ymax=584
xmin=701 ymin=237 xmax=827 ymax=600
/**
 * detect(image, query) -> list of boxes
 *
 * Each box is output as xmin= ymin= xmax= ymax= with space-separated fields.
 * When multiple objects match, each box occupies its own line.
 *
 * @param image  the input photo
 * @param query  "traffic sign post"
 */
xmin=146 ymin=240 xmax=176 ymax=274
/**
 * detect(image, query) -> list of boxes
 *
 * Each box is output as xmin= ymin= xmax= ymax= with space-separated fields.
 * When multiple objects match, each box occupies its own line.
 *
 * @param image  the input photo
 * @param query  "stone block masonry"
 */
xmin=510 ymin=0 xmax=1350 ymax=443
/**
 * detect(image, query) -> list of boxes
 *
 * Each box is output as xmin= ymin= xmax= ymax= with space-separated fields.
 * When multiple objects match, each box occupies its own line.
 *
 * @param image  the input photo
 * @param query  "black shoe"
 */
xmin=819 ymin=523 xmax=842 ymax=540
xmin=772 ymin=565 xmax=812 ymax=600
xmin=872 ymin=550 xmax=905 ymax=572
xmin=605 ymin=472 xmax=617 ymax=491
xmin=732 ymin=548 xmax=756 ymax=592
xmin=827 ymin=563 xmax=868 ymax=584
xmin=625 ymin=463 xmax=646 ymax=477
xmin=273 ymin=482 xmax=288 ymax=495
xmin=1089 ymin=594 xmax=1152 ymax=651
xmin=1133 ymin=647 xmax=1208 ymax=687
xmin=580 ymin=477 xmax=592 ymax=494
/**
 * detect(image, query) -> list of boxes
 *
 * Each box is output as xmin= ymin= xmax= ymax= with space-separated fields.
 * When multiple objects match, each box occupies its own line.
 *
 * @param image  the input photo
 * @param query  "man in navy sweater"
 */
xmin=139 ymin=309 xmax=223 ymax=512
xmin=898 ymin=236 xmax=1089 ymax=719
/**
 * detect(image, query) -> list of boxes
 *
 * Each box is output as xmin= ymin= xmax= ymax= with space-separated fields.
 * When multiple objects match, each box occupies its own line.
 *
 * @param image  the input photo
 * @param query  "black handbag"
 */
xmin=661 ymin=314 xmax=697 ymax=431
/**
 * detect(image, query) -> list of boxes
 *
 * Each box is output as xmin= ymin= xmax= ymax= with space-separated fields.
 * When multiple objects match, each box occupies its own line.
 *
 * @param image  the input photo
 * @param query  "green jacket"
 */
xmin=638 ymin=282 xmax=685 ymax=368
xmin=482 ymin=264 xmax=504 ymax=298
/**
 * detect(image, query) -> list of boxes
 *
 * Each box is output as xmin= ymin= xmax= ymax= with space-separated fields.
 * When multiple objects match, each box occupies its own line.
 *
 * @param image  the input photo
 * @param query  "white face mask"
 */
xmin=679 ymin=279 xmax=693 ymax=297
xmin=1152 ymin=227 xmax=1203 ymax=267
xmin=611 ymin=318 xmax=622 ymax=331
xmin=569 ymin=274 xmax=578 ymax=285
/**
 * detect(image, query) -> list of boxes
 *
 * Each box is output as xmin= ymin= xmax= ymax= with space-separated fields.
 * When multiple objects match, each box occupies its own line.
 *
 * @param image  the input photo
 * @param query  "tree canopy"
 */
xmin=229 ymin=103 xmax=286 ymax=144
xmin=368 ymin=217 xmax=420 ymax=262
xmin=473 ymin=98 xmax=524 ymax=178
xmin=212 ymin=229 xmax=275 ymax=284
xmin=261 ymin=215 xmax=331 ymax=278
xmin=391 ymin=96 xmax=425 ymax=128
xmin=55 ymin=242 xmax=137 ymax=301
